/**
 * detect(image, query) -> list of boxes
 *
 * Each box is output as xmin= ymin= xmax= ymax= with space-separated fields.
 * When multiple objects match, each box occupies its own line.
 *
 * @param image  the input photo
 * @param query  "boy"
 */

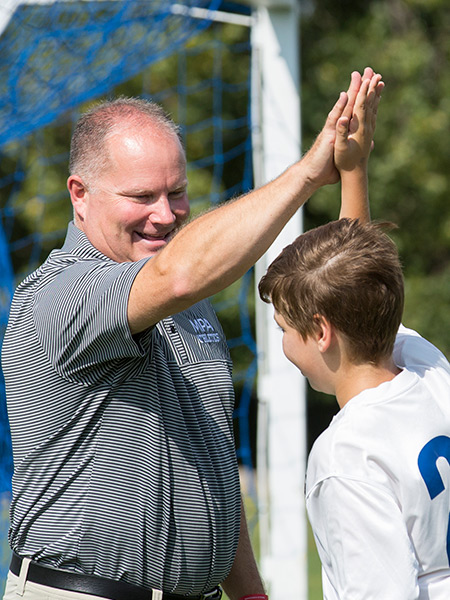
xmin=258 ymin=218 xmax=450 ymax=599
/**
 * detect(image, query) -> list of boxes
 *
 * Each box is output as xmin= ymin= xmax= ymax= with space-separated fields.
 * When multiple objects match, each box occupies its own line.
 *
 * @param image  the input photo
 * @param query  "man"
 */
xmin=258 ymin=220 xmax=450 ymax=599
xmin=2 ymin=69 xmax=383 ymax=600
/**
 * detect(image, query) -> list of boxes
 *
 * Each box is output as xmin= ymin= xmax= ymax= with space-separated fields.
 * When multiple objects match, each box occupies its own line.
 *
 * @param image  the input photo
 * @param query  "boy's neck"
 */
xmin=335 ymin=356 xmax=402 ymax=409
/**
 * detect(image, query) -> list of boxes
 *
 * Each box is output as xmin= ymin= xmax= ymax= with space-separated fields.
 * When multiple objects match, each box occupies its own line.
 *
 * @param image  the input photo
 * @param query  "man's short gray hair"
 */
xmin=69 ymin=96 xmax=183 ymax=186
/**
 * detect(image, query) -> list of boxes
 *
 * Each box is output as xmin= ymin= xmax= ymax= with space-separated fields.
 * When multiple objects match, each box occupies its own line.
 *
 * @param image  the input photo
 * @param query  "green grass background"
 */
xmin=308 ymin=520 xmax=323 ymax=599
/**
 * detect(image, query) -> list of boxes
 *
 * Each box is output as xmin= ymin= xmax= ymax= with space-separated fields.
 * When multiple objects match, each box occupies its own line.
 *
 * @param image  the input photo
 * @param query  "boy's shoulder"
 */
xmin=394 ymin=325 xmax=449 ymax=374
xmin=306 ymin=332 xmax=450 ymax=494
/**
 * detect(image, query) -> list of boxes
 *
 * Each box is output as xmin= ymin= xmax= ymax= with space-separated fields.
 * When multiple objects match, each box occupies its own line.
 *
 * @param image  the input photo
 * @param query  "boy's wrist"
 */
xmin=339 ymin=163 xmax=369 ymax=182
xmin=338 ymin=159 xmax=369 ymax=174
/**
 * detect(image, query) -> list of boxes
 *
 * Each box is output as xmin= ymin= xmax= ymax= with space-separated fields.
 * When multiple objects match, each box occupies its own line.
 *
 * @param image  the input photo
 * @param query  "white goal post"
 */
xmin=248 ymin=1 xmax=308 ymax=599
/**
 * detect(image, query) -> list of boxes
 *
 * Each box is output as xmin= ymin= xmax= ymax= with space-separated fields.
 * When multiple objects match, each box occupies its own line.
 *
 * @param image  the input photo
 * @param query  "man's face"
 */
xmin=71 ymin=122 xmax=190 ymax=263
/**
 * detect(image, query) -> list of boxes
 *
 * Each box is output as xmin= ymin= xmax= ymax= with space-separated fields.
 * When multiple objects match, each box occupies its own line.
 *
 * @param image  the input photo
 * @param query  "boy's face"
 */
xmin=274 ymin=311 xmax=326 ymax=393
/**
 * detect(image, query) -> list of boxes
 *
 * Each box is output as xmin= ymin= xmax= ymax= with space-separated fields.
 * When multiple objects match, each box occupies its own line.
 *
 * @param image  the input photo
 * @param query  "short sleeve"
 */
xmin=307 ymin=476 xmax=420 ymax=600
xmin=394 ymin=325 xmax=449 ymax=371
xmin=33 ymin=257 xmax=151 ymax=384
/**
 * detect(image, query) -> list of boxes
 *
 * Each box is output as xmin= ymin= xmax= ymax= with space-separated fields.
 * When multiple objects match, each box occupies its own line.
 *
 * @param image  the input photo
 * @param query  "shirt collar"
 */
xmin=61 ymin=221 xmax=114 ymax=262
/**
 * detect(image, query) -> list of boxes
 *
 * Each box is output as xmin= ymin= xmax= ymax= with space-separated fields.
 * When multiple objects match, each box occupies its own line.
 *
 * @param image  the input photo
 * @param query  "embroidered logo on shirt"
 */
xmin=189 ymin=318 xmax=221 ymax=343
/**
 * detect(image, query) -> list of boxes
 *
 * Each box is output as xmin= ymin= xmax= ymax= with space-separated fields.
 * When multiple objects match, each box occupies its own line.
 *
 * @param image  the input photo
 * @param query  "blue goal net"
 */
xmin=0 ymin=0 xmax=256 ymax=587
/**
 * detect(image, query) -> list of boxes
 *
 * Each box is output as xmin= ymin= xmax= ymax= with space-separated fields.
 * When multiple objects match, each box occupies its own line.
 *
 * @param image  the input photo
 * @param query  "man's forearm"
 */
xmin=129 ymin=155 xmax=327 ymax=332
xmin=222 ymin=498 xmax=266 ymax=600
xmin=152 ymin=159 xmax=315 ymax=296
xmin=127 ymin=91 xmax=349 ymax=333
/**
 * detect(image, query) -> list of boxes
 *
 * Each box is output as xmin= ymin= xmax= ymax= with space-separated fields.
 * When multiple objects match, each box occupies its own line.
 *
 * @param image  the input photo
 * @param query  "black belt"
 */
xmin=10 ymin=553 xmax=222 ymax=600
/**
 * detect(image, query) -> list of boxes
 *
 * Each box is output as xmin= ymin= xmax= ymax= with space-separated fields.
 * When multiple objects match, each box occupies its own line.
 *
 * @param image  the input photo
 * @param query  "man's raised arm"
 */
xmin=128 ymin=70 xmax=382 ymax=333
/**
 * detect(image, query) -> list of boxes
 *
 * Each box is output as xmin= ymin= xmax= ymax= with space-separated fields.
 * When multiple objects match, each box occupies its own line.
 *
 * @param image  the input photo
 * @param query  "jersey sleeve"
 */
xmin=33 ymin=257 xmax=152 ymax=383
xmin=394 ymin=325 xmax=449 ymax=370
xmin=307 ymin=476 xmax=420 ymax=600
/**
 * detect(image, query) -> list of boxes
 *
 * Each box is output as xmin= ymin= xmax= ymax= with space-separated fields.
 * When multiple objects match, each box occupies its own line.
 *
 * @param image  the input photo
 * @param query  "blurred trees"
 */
xmin=300 ymin=0 xmax=450 ymax=445
xmin=302 ymin=0 xmax=449 ymax=346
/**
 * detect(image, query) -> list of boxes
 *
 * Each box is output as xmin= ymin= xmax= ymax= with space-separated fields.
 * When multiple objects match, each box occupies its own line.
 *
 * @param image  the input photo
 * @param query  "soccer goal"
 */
xmin=0 ymin=1 xmax=306 ymax=598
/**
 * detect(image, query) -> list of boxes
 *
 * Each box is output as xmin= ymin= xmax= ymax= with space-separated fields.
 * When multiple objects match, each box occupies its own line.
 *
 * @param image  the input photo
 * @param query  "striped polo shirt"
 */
xmin=2 ymin=222 xmax=241 ymax=595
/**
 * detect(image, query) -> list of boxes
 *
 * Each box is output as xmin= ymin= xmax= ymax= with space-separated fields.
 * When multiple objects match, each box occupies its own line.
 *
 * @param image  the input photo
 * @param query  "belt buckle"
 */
xmin=201 ymin=587 xmax=222 ymax=600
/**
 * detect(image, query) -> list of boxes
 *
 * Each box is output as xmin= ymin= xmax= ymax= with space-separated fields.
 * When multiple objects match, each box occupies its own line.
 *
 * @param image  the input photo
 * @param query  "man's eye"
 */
xmin=170 ymin=190 xmax=186 ymax=199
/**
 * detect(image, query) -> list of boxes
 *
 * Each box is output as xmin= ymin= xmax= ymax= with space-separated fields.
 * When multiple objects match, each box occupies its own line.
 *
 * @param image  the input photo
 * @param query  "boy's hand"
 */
xmin=335 ymin=68 xmax=384 ymax=173
xmin=301 ymin=70 xmax=365 ymax=191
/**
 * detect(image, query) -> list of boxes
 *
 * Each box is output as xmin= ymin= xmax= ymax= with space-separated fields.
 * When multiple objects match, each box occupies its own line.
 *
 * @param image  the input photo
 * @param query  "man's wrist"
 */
xmin=238 ymin=595 xmax=269 ymax=600
xmin=290 ymin=157 xmax=323 ymax=201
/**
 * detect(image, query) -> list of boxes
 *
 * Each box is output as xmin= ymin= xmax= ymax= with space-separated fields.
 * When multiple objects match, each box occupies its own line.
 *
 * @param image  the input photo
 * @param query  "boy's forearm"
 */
xmin=339 ymin=166 xmax=370 ymax=223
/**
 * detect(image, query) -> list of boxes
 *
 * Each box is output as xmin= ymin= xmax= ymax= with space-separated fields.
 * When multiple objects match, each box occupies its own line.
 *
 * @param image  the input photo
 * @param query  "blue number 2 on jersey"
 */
xmin=418 ymin=435 xmax=450 ymax=564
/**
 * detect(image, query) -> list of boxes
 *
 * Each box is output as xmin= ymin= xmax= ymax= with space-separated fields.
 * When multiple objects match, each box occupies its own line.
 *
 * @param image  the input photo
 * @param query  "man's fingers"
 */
xmin=336 ymin=116 xmax=350 ymax=138
xmin=362 ymin=66 xmax=374 ymax=81
xmin=327 ymin=91 xmax=348 ymax=127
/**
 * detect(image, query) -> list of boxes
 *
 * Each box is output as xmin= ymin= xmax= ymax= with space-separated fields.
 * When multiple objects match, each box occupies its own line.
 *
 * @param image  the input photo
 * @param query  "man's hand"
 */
xmin=335 ymin=68 xmax=384 ymax=173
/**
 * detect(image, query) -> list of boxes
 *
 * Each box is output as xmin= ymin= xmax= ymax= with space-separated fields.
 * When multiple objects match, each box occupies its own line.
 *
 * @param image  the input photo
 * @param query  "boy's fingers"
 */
xmin=366 ymin=75 xmax=384 ymax=106
xmin=353 ymin=74 xmax=383 ymax=125
xmin=367 ymin=74 xmax=383 ymax=100
xmin=370 ymin=81 xmax=384 ymax=129
xmin=342 ymin=66 xmax=376 ymax=121
xmin=351 ymin=71 xmax=383 ymax=120
xmin=342 ymin=71 xmax=362 ymax=121
xmin=348 ymin=78 xmax=370 ymax=134
xmin=374 ymin=79 xmax=385 ymax=104
xmin=364 ymin=75 xmax=384 ymax=129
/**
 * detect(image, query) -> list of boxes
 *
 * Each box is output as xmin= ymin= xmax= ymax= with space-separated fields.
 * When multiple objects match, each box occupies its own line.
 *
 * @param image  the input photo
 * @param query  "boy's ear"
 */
xmin=313 ymin=314 xmax=333 ymax=353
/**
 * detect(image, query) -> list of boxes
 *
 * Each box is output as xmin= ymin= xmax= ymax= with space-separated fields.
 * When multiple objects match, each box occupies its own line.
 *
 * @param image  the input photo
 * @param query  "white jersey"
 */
xmin=305 ymin=326 xmax=450 ymax=600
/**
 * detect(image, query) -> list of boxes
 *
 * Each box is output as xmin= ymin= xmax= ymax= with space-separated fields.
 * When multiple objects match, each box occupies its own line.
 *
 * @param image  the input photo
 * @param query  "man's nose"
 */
xmin=151 ymin=196 xmax=177 ymax=226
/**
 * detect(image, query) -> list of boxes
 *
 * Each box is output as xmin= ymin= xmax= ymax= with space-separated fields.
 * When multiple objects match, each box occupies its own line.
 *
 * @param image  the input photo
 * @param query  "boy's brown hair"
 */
xmin=258 ymin=219 xmax=404 ymax=364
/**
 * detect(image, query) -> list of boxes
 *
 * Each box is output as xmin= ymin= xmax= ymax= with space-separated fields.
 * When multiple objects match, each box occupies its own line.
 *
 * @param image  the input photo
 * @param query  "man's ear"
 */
xmin=67 ymin=175 xmax=88 ymax=222
xmin=313 ymin=314 xmax=334 ymax=353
